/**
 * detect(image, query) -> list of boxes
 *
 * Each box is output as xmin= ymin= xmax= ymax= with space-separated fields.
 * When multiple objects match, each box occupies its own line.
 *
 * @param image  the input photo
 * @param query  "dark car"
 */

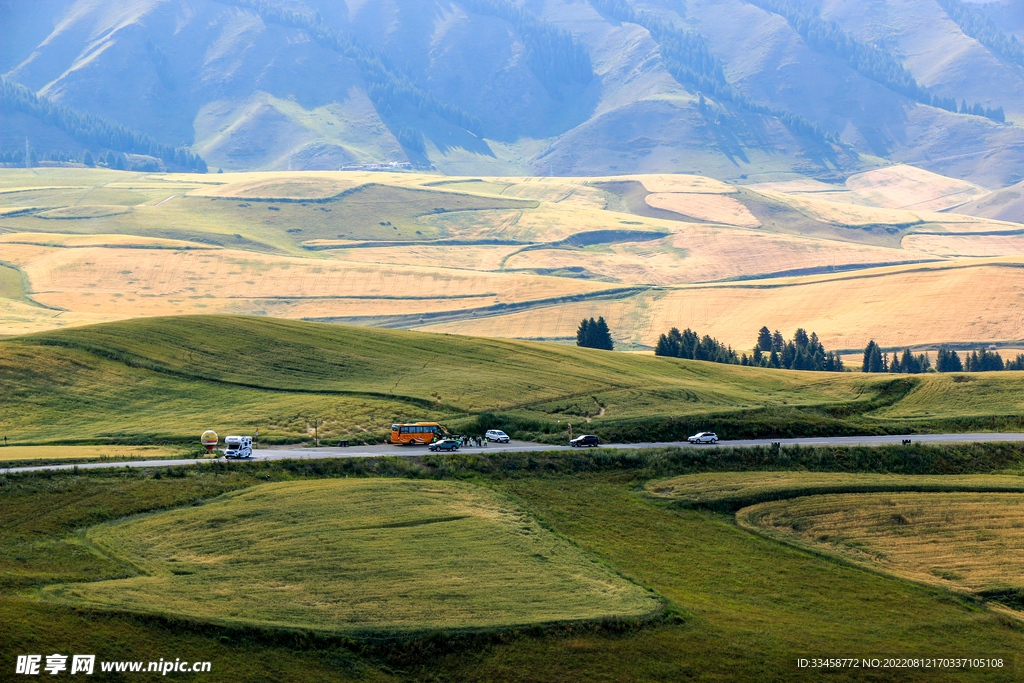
xmin=570 ymin=434 xmax=600 ymax=448
xmin=428 ymin=438 xmax=460 ymax=452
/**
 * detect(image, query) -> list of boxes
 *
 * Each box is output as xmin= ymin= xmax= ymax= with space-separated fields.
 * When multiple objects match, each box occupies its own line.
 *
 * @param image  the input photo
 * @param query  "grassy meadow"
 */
xmin=5 ymin=449 xmax=1024 ymax=681
xmin=43 ymin=479 xmax=658 ymax=633
xmin=7 ymin=315 xmax=1024 ymax=446
xmin=11 ymin=315 xmax=1024 ymax=446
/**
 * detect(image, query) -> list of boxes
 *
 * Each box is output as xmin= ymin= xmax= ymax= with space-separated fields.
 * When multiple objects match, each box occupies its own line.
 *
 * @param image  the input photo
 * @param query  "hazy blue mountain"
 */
xmin=2 ymin=0 xmax=1024 ymax=185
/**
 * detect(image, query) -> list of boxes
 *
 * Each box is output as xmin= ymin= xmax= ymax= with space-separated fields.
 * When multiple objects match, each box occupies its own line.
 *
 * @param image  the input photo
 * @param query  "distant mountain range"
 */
xmin=2 ymin=0 xmax=1024 ymax=186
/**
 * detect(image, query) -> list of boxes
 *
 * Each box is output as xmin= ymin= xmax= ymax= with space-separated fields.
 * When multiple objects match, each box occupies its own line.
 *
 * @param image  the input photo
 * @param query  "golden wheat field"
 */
xmin=747 ymin=165 xmax=989 ymax=212
xmin=418 ymin=260 xmax=1024 ymax=350
xmin=644 ymin=192 xmax=762 ymax=227
xmin=0 ymin=242 xmax=610 ymax=323
xmin=3 ymin=167 xmax=1024 ymax=349
xmin=0 ymin=445 xmax=182 ymax=463
xmin=738 ymin=492 xmax=1024 ymax=594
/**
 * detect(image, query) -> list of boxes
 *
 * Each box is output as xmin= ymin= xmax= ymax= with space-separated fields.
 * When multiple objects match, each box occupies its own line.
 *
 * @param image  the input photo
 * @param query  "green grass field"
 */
xmin=42 ymin=479 xmax=658 ymax=633
xmin=7 ymin=315 xmax=1024 ymax=445
xmin=6 ymin=458 xmax=1024 ymax=682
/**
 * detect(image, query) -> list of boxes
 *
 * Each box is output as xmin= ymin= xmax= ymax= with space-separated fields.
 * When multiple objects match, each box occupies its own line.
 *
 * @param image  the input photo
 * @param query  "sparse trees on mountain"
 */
xmin=0 ymin=78 xmax=206 ymax=171
xmin=938 ymin=0 xmax=1024 ymax=72
xmin=588 ymin=0 xmax=837 ymax=146
xmin=746 ymin=0 xmax=1007 ymax=123
xmin=460 ymin=0 xmax=593 ymax=96
xmin=222 ymin=0 xmax=484 ymax=136
xmin=577 ymin=317 xmax=614 ymax=350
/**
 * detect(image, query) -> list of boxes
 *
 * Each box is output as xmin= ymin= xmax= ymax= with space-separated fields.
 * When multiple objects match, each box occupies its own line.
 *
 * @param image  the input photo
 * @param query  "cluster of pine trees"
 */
xmin=223 ymin=0 xmax=484 ymax=137
xmin=748 ymin=327 xmax=844 ymax=371
xmin=0 ymin=78 xmax=206 ymax=171
xmin=938 ymin=0 xmax=1024 ymax=71
xmin=576 ymin=317 xmax=614 ymax=350
xmin=460 ymin=0 xmax=593 ymax=96
xmin=654 ymin=326 xmax=844 ymax=371
xmin=654 ymin=327 xmax=739 ymax=364
xmin=861 ymin=341 xmax=931 ymax=373
xmin=588 ymin=0 xmax=837 ymax=147
xmin=746 ymin=0 xmax=1006 ymax=123
xmin=862 ymin=342 xmax=1024 ymax=373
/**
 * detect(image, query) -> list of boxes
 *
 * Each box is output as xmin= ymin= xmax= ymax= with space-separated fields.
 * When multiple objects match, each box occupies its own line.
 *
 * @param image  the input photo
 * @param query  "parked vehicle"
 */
xmin=570 ymin=434 xmax=600 ymax=448
xmin=687 ymin=432 xmax=718 ymax=444
xmin=485 ymin=429 xmax=510 ymax=443
xmin=223 ymin=435 xmax=253 ymax=458
xmin=391 ymin=422 xmax=447 ymax=445
xmin=428 ymin=438 xmax=460 ymax=452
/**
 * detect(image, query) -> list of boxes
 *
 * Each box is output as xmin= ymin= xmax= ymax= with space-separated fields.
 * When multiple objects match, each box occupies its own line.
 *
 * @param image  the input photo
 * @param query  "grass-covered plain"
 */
xmin=6 ymin=448 xmax=1024 ymax=681
xmin=43 ymin=479 xmax=658 ymax=633
xmin=8 ymin=315 xmax=1024 ymax=445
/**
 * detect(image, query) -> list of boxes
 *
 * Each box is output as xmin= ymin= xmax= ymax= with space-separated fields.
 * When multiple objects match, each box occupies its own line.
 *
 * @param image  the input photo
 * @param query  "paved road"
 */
xmin=7 ymin=433 xmax=1024 ymax=474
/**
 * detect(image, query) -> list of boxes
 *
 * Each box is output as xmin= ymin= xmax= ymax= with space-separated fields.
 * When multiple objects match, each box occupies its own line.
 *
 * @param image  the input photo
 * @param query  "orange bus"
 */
xmin=390 ymin=422 xmax=447 ymax=445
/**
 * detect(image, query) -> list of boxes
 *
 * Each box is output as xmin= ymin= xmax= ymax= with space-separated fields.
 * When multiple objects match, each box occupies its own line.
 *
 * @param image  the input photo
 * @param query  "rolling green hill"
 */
xmin=5 ymin=315 xmax=1024 ymax=446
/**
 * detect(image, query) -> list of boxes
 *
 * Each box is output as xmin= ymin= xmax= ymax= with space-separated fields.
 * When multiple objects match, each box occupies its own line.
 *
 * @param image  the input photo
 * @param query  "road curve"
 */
xmin=5 ymin=433 xmax=1024 ymax=474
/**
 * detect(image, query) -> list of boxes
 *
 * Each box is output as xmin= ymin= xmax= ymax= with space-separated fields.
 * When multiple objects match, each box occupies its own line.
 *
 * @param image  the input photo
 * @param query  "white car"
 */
xmin=687 ymin=432 xmax=718 ymax=444
xmin=485 ymin=429 xmax=510 ymax=443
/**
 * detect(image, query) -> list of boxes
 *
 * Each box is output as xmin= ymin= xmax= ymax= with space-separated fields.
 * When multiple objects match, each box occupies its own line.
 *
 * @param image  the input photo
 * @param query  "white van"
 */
xmin=223 ymin=435 xmax=253 ymax=458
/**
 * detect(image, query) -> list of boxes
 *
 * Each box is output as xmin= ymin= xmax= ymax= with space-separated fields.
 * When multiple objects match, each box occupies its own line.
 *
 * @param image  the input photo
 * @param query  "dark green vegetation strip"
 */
xmin=4 ymin=443 xmax=1024 ymax=681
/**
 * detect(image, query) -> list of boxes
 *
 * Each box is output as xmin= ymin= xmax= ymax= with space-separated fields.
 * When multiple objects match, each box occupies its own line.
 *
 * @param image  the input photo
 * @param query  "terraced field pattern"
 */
xmin=1 ymin=166 xmax=1023 ymax=355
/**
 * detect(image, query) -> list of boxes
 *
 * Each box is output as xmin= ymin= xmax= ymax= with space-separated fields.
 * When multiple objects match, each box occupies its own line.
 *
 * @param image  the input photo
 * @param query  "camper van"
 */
xmin=223 ymin=435 xmax=253 ymax=459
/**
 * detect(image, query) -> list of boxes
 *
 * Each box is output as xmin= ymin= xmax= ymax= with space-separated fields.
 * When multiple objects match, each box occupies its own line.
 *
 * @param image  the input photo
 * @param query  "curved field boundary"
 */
xmin=647 ymin=471 xmax=1024 ymax=513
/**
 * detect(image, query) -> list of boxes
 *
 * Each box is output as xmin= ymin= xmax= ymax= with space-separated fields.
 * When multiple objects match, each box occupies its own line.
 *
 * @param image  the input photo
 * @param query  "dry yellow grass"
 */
xmin=645 ymin=472 xmax=1024 ymax=504
xmin=0 ymin=243 xmax=610 ymax=327
xmin=322 ymin=244 xmax=521 ymax=271
xmin=747 ymin=166 xmax=989 ymax=213
xmin=636 ymin=174 xmax=734 ymax=194
xmin=902 ymin=233 xmax=1024 ymax=257
xmin=739 ymin=492 xmax=1024 ymax=593
xmin=0 ymin=297 xmax=106 ymax=336
xmin=472 ymin=179 xmax=609 ymax=208
xmin=188 ymin=176 xmax=361 ymax=200
xmin=644 ymin=193 xmax=762 ymax=227
xmin=843 ymin=165 xmax=989 ymax=211
xmin=501 ymin=226 xmax=929 ymax=285
xmin=0 ymin=232 xmax=202 ymax=249
xmin=418 ymin=260 xmax=1024 ymax=350
xmin=0 ymin=445 xmax=180 ymax=462
xmin=756 ymin=190 xmax=929 ymax=226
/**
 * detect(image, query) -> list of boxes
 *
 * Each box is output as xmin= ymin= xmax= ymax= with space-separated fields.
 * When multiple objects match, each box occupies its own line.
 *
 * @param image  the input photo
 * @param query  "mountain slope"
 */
xmin=2 ymin=0 xmax=1024 ymax=183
